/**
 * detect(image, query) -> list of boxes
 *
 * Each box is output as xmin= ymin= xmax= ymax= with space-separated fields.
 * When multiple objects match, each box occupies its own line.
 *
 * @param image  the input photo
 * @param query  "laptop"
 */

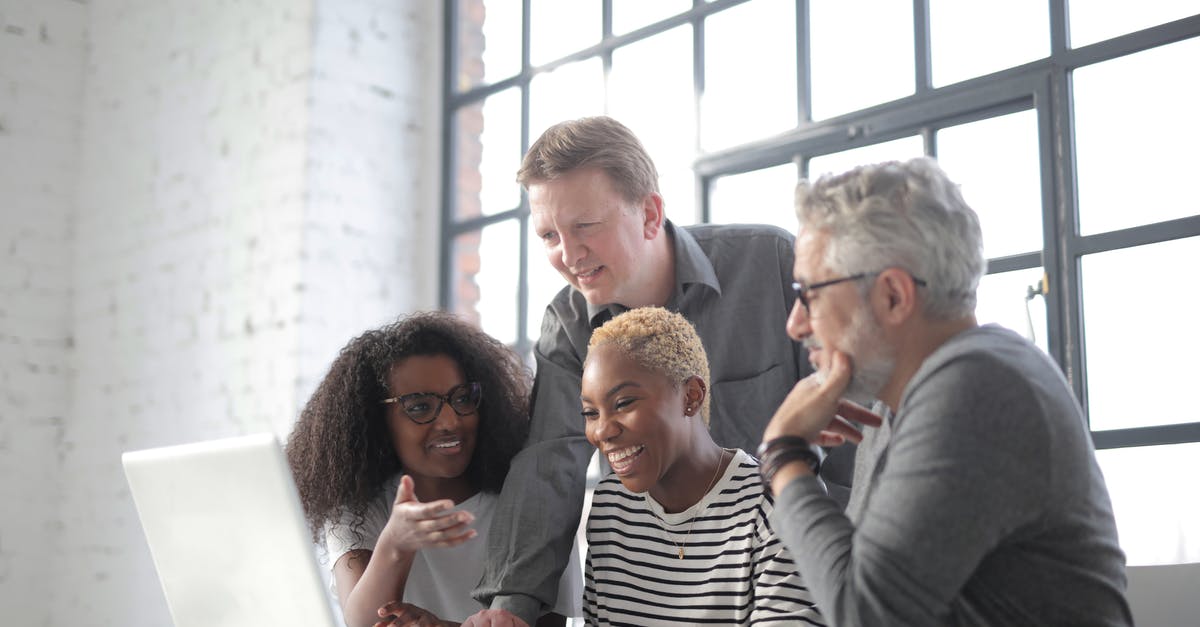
xmin=122 ymin=433 xmax=341 ymax=627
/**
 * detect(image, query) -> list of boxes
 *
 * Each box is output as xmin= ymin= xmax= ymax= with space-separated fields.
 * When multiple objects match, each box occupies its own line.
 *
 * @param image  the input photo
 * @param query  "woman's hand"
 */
xmin=374 ymin=601 xmax=458 ymax=627
xmin=377 ymin=475 xmax=477 ymax=558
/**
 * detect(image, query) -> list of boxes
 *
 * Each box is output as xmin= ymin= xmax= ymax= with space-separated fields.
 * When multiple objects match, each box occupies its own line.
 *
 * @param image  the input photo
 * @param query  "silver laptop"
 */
xmin=122 ymin=433 xmax=340 ymax=627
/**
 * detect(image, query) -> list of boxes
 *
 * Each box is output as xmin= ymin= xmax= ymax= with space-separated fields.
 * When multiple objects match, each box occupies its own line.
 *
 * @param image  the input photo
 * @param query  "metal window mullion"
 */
xmin=602 ymin=0 xmax=613 ymax=114
xmin=1044 ymin=64 xmax=1089 ymax=419
xmin=694 ymin=0 xmax=707 ymax=223
xmin=913 ymin=0 xmax=932 ymax=92
xmin=1060 ymin=12 xmax=1200 ymax=71
xmin=1049 ymin=0 xmax=1070 ymax=55
xmin=985 ymin=251 xmax=1042 ymax=275
xmin=439 ymin=0 xmax=459 ymax=309
xmin=1093 ymin=422 xmax=1200 ymax=450
xmin=694 ymin=76 xmax=1039 ymax=179
xmin=797 ymin=0 xmax=811 ymax=124
xmin=516 ymin=0 xmax=533 ymax=349
xmin=1075 ymin=215 xmax=1200 ymax=255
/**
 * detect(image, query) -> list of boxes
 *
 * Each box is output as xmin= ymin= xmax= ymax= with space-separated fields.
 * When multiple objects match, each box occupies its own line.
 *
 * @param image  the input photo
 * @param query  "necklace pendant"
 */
xmin=678 ymin=547 xmax=684 ymax=559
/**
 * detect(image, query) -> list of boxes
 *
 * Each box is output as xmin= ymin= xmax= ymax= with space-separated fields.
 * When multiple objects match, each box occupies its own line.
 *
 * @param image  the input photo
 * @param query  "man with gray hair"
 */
xmin=758 ymin=157 xmax=1132 ymax=625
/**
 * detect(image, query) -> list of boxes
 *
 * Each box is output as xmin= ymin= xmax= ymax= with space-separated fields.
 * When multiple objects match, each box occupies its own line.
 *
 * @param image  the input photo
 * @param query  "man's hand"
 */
xmin=373 ymin=601 xmax=454 ymax=627
xmin=763 ymin=351 xmax=883 ymax=445
xmin=461 ymin=609 xmax=530 ymax=627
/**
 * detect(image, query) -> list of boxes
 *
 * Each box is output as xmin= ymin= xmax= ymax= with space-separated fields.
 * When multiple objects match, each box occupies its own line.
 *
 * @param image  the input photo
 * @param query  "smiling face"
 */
xmin=788 ymin=228 xmax=896 ymax=404
xmin=385 ymin=354 xmax=478 ymax=500
xmin=529 ymin=167 xmax=661 ymax=307
xmin=580 ymin=343 xmax=693 ymax=496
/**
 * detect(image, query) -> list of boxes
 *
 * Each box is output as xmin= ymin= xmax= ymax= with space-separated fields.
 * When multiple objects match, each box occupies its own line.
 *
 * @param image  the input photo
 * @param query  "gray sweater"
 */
xmin=772 ymin=325 xmax=1131 ymax=626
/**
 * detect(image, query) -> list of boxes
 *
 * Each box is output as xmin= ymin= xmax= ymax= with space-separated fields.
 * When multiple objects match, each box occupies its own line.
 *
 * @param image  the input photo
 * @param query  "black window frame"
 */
xmin=440 ymin=0 xmax=1200 ymax=450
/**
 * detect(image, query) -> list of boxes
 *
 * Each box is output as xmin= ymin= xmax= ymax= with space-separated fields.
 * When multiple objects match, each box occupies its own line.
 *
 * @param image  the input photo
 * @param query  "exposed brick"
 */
xmin=0 ymin=0 xmax=441 ymax=625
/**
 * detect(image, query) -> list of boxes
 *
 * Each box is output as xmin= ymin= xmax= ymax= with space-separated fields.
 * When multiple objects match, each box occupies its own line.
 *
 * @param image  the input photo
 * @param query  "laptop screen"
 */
xmin=122 ymin=433 xmax=340 ymax=627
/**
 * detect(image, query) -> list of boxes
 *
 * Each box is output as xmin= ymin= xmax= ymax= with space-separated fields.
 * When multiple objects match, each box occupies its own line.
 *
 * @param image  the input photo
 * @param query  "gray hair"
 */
xmin=795 ymin=157 xmax=985 ymax=319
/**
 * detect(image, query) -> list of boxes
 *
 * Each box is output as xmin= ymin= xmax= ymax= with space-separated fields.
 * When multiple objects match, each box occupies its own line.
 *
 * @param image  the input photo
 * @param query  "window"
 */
xmin=444 ymin=1 xmax=1200 ymax=566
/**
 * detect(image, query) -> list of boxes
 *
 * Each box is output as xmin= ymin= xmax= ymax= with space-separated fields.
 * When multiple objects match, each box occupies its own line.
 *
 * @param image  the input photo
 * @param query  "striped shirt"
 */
xmin=584 ymin=449 xmax=824 ymax=626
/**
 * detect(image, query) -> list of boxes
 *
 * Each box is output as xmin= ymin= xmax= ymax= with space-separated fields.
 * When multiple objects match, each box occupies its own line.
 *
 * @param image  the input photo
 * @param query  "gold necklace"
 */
xmin=647 ymin=448 xmax=730 ymax=559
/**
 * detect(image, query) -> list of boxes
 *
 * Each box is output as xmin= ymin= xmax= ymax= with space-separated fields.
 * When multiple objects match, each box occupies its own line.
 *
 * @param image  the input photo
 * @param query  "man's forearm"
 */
xmin=473 ymin=435 xmax=592 ymax=616
xmin=488 ymin=593 xmax=543 ymax=627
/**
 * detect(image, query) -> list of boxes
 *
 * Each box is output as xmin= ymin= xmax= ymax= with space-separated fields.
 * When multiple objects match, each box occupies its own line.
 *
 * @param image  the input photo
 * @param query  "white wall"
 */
xmin=0 ymin=0 xmax=441 ymax=624
xmin=0 ymin=0 xmax=87 ymax=619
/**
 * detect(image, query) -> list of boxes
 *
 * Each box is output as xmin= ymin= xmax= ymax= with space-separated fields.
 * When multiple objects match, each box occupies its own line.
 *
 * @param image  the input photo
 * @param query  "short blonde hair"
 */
xmin=588 ymin=307 xmax=711 ymax=425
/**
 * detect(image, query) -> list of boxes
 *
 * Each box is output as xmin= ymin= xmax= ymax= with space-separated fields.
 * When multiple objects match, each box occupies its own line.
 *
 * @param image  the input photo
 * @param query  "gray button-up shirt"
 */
xmin=474 ymin=221 xmax=849 ymax=622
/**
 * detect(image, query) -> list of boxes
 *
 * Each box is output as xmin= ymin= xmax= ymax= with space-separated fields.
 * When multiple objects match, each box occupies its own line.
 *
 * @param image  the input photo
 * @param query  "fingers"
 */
xmin=836 ymin=398 xmax=885 ymax=428
xmin=378 ymin=602 xmax=442 ymax=626
xmin=810 ymin=430 xmax=847 ymax=448
xmin=394 ymin=474 xmax=416 ymax=505
xmin=462 ymin=609 xmax=529 ymax=627
xmin=822 ymin=416 xmax=866 ymax=444
xmin=820 ymin=350 xmax=854 ymax=395
xmin=417 ymin=518 xmax=477 ymax=547
xmin=400 ymin=498 xmax=459 ymax=520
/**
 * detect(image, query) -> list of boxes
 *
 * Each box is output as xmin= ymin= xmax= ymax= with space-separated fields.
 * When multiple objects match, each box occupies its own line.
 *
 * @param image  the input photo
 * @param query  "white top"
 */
xmin=326 ymin=474 xmax=583 ymax=622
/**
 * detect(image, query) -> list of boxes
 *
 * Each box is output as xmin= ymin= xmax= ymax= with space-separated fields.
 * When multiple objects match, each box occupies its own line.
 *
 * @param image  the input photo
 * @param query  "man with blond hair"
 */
xmin=465 ymin=116 xmax=853 ymax=626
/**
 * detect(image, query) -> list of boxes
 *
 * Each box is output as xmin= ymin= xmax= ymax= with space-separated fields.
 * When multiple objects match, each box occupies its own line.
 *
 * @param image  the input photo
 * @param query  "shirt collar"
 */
xmin=586 ymin=220 xmax=723 ymax=328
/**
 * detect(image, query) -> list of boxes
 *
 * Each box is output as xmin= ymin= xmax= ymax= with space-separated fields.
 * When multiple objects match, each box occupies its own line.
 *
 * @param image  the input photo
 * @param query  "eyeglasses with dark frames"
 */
xmin=380 ymin=382 xmax=482 ymax=424
xmin=791 ymin=271 xmax=927 ymax=315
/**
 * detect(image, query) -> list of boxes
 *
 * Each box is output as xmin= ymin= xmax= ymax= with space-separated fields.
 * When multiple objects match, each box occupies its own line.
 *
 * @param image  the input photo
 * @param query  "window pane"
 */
xmin=456 ymin=0 xmax=522 ymax=92
xmin=1096 ymin=442 xmax=1200 ymax=565
xmin=526 ymin=221 xmax=570 ymax=343
xmin=610 ymin=26 xmax=697 ymax=225
xmin=806 ymin=136 xmax=925 ymax=181
xmin=710 ymin=163 xmax=799 ymax=234
xmin=930 ymin=0 xmax=1048 ymax=87
xmin=701 ymin=0 xmax=796 ymax=151
xmin=529 ymin=58 xmax=605 ymax=145
xmin=1071 ymin=0 xmax=1199 ymax=48
xmin=1075 ymin=37 xmax=1200 ymax=235
xmin=530 ymin=0 xmax=600 ymax=66
xmin=976 ymin=267 xmax=1049 ymax=355
xmin=612 ymin=0 xmax=690 ymax=35
xmin=936 ymin=110 xmax=1042 ymax=258
xmin=810 ymin=0 xmax=913 ymax=120
xmin=452 ymin=221 xmax=520 ymax=345
xmin=455 ymin=89 xmax=522 ymax=219
xmin=1081 ymin=237 xmax=1200 ymax=431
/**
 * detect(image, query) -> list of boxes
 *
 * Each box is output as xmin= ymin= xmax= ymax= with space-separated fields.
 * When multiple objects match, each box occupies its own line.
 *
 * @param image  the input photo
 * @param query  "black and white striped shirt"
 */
xmin=584 ymin=449 xmax=824 ymax=625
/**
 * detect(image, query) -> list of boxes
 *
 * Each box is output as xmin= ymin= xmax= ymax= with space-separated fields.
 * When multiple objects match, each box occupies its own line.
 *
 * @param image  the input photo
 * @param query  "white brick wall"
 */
xmin=298 ymin=0 xmax=441 ymax=410
xmin=0 ymin=0 xmax=440 ymax=623
xmin=0 ymin=0 xmax=86 ymax=621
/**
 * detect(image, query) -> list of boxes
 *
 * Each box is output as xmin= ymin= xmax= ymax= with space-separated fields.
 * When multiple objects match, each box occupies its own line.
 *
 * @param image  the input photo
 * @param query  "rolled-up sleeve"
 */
xmin=473 ymin=307 xmax=593 ymax=624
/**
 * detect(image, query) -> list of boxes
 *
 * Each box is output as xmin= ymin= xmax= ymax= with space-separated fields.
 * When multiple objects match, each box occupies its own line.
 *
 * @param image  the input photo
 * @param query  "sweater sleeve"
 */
xmin=770 ymin=354 xmax=1050 ymax=626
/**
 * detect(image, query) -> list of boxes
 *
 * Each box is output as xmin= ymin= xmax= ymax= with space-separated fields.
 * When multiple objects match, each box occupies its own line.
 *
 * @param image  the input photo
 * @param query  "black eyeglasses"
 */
xmin=380 ymin=382 xmax=482 ymax=424
xmin=791 ymin=271 xmax=927 ymax=315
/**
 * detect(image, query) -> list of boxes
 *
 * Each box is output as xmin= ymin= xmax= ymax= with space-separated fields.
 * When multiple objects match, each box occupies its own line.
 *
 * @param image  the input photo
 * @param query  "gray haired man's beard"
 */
xmin=806 ymin=309 xmax=894 ymax=407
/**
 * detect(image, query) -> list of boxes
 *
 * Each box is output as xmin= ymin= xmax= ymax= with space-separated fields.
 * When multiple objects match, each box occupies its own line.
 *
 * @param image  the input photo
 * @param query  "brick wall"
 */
xmin=0 ymin=0 xmax=86 ymax=620
xmin=0 ymin=0 xmax=440 ymax=624
xmin=298 ymin=0 xmax=441 ymax=410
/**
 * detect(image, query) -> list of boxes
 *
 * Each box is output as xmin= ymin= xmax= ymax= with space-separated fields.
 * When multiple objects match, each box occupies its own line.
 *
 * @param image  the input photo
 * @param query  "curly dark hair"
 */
xmin=286 ymin=311 xmax=531 ymax=542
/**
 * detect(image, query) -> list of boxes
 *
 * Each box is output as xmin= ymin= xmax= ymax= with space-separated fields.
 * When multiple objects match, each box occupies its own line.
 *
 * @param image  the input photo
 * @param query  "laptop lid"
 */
xmin=122 ymin=433 xmax=339 ymax=627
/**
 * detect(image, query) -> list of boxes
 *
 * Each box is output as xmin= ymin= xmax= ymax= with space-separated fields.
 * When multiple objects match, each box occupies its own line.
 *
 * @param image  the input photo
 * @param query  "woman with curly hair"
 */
xmin=286 ymin=311 xmax=581 ymax=627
